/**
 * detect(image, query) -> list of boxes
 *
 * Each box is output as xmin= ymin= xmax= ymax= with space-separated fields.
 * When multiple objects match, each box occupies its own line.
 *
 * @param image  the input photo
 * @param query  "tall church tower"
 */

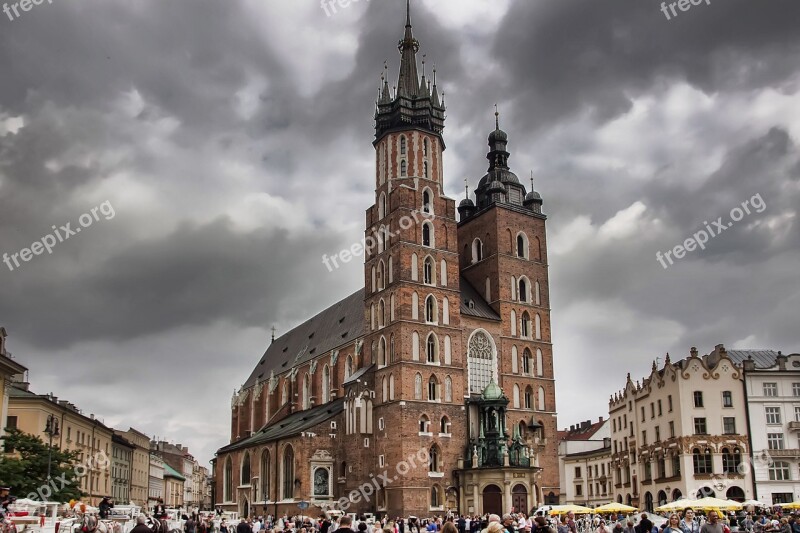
xmin=363 ymin=0 xmax=466 ymax=515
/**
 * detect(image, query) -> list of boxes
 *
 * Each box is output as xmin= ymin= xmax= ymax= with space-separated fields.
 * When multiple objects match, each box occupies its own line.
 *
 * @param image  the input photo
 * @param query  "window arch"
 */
xmin=535 ymin=281 xmax=541 ymax=305
xmin=389 ymin=374 xmax=395 ymax=400
xmin=431 ymin=485 xmax=442 ymax=508
xmin=371 ymin=266 xmax=376 ymax=293
xmin=241 ymin=452 xmax=251 ymax=485
xmin=467 ymin=330 xmax=497 ymax=394
xmin=516 ymin=232 xmax=529 ymax=259
xmin=444 ymin=336 xmax=452 ymax=365
xmin=282 ymin=445 xmax=295 ymax=500
xmin=423 ymin=138 xmax=429 ymax=157
xmin=513 ymin=384 xmax=521 ymax=408
xmin=388 ymin=256 xmax=393 ymax=284
xmin=510 ymin=310 xmax=517 ymax=336
xmin=422 ymin=222 xmax=434 ymax=247
xmin=378 ymin=336 xmax=387 ymax=366
xmin=521 ymin=311 xmax=531 ymax=338
xmin=429 ymin=444 xmax=442 ymax=472
xmin=411 ymin=254 xmax=419 ymax=281
xmin=423 ymin=161 xmax=429 ymax=179
xmin=440 ymin=259 xmax=447 ymax=286
xmin=522 ymin=349 xmax=532 ymax=375
xmin=419 ymin=414 xmax=430 ymax=433
xmin=511 ymin=345 xmax=519 ymax=374
xmin=425 ymin=295 xmax=438 ymax=323
xmin=412 ymin=331 xmax=420 ymax=361
xmin=322 ymin=365 xmax=330 ymax=403
xmin=444 ymin=375 xmax=452 ymax=402
xmin=390 ymin=294 xmax=395 ymax=322
xmin=426 ymin=332 xmax=439 ymax=363
xmin=382 ymin=377 xmax=388 ymax=402
xmin=423 ymin=256 xmax=435 ymax=285
xmin=378 ymin=193 xmax=386 ymax=219
xmin=379 ymin=299 xmax=386 ymax=328
xmin=428 ymin=375 xmax=439 ymax=401
xmin=224 ymin=457 xmax=232 ymax=502
xmin=422 ymin=188 xmax=433 ymax=214
xmin=370 ymin=304 xmax=376 ymax=330
xmin=345 ymin=355 xmax=353 ymax=380
xmin=533 ymin=236 xmax=542 ymax=261
xmin=535 ymin=313 xmax=542 ymax=339
xmin=412 ymin=291 xmax=419 ymax=320
xmin=472 ymin=238 xmax=483 ymax=263
xmin=414 ymin=373 xmax=423 ymax=399
xmin=281 ymin=380 xmax=288 ymax=405
xmin=511 ymin=275 xmax=517 ymax=301
xmin=524 ymin=386 xmax=533 ymax=409
xmin=518 ymin=276 xmax=529 ymax=302
xmin=537 ymin=386 xmax=545 ymax=411
xmin=440 ymin=415 xmax=451 ymax=434
xmin=400 ymin=135 xmax=407 ymax=156
xmin=443 ymin=297 xmax=450 ymax=325
xmin=378 ymin=260 xmax=385 ymax=290
xmin=536 ymin=349 xmax=544 ymax=376
xmin=302 ymin=373 xmax=311 ymax=410
xmin=389 ymin=334 xmax=395 ymax=363
xmin=401 ymin=160 xmax=407 ymax=177
xmin=260 ymin=450 xmax=270 ymax=501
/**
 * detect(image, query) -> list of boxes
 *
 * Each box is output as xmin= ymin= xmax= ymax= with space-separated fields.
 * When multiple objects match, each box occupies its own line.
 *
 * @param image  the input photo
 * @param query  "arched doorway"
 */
xmin=626 ymin=494 xmax=632 ymax=507
xmin=483 ymin=485 xmax=503 ymax=515
xmin=512 ymin=484 xmax=528 ymax=514
xmin=644 ymin=492 xmax=653 ymax=513
xmin=545 ymin=492 xmax=558 ymax=505
xmin=697 ymin=487 xmax=715 ymax=498
xmin=726 ymin=487 xmax=745 ymax=502
xmin=617 ymin=495 xmax=623 ymax=503
xmin=658 ymin=491 xmax=667 ymax=508
xmin=242 ymin=498 xmax=249 ymax=519
xmin=672 ymin=489 xmax=682 ymax=501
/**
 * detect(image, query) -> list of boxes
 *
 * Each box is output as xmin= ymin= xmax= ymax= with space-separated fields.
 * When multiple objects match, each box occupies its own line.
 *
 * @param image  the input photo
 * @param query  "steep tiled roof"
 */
xmin=559 ymin=418 xmax=606 ymax=441
xmin=459 ymin=276 xmax=501 ymax=321
xmin=726 ymin=349 xmax=780 ymax=368
xmin=219 ymin=398 xmax=345 ymax=454
xmin=243 ymin=290 xmax=364 ymax=388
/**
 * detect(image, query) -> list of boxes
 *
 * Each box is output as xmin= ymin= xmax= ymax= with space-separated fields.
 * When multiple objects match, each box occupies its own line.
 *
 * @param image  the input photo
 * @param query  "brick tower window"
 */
xmin=467 ymin=330 xmax=496 ymax=394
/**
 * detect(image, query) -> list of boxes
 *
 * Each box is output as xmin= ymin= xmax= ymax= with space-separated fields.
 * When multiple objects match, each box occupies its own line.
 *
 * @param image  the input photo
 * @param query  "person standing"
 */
xmin=701 ymin=512 xmax=725 ymax=533
xmin=682 ymin=510 xmax=701 ymax=533
xmin=185 ymin=516 xmax=198 ymax=533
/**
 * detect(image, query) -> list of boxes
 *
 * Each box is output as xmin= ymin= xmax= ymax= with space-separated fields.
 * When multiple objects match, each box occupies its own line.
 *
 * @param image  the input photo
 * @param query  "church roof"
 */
xmin=459 ymin=276 xmax=501 ymax=321
xmin=242 ymin=290 xmax=364 ymax=389
xmin=218 ymin=398 xmax=345 ymax=453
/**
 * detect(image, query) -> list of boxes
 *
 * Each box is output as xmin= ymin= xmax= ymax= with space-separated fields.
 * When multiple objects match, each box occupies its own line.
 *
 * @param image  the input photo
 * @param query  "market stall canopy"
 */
xmin=593 ymin=503 xmax=639 ymax=513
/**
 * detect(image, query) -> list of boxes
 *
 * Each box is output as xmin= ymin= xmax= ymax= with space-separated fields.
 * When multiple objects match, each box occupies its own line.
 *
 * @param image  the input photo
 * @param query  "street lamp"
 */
xmin=44 ymin=415 xmax=60 ymax=480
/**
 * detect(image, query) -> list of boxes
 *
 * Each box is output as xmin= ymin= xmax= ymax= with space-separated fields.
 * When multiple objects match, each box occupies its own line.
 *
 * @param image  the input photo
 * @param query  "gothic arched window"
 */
xmin=467 ymin=330 xmax=496 ymax=394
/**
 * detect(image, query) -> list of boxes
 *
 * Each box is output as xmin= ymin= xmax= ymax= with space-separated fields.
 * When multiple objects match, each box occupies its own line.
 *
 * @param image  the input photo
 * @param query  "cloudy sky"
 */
xmin=1 ymin=0 xmax=799 ymax=467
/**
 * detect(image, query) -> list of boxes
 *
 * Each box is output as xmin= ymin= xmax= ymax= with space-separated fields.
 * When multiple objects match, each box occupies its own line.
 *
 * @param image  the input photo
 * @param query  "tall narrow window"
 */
xmin=467 ymin=330 xmax=496 ymax=394
xmin=519 ymin=278 xmax=528 ymax=302
xmin=423 ymin=189 xmax=432 ymax=213
xmin=414 ymin=373 xmax=423 ymax=399
xmin=282 ymin=445 xmax=295 ymax=499
xmin=423 ymin=138 xmax=429 ymax=157
xmin=428 ymin=376 xmax=439 ymax=401
xmin=400 ymin=136 xmax=407 ymax=155
xmin=424 ymin=257 xmax=434 ymax=285
xmin=426 ymin=333 xmax=438 ymax=363
xmin=425 ymin=295 xmax=437 ymax=323
xmin=401 ymin=160 xmax=407 ymax=177
xmin=524 ymin=387 xmax=532 ymax=409
xmin=322 ymin=365 xmax=330 ymax=403
xmin=521 ymin=311 xmax=531 ymax=338
xmin=422 ymin=222 xmax=433 ymax=247
xmin=424 ymin=162 xmax=429 ymax=178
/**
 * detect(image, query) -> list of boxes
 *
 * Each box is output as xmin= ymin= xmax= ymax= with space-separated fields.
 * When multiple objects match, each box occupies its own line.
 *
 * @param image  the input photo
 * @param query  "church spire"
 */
xmin=397 ymin=0 xmax=420 ymax=98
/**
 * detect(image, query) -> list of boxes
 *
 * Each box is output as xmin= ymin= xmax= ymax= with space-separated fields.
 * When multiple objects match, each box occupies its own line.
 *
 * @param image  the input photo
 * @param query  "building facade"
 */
xmin=215 ymin=2 xmax=558 ymax=518
xmin=742 ymin=352 xmax=800 ymax=505
xmin=112 ymin=433 xmax=135 ymax=503
xmin=118 ymin=428 xmax=152 ymax=506
xmin=609 ymin=345 xmax=754 ymax=511
xmin=7 ymin=384 xmax=113 ymax=506
xmin=164 ymin=464 xmax=185 ymax=508
xmin=557 ymin=419 xmax=612 ymax=506
xmin=0 ymin=328 xmax=28 ymax=440
xmin=149 ymin=453 xmax=166 ymax=506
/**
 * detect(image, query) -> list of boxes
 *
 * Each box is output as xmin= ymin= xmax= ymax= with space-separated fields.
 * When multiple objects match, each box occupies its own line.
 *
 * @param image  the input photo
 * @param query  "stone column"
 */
xmin=473 ymin=480 xmax=479 ymax=514
xmin=504 ymin=480 xmax=512 ymax=514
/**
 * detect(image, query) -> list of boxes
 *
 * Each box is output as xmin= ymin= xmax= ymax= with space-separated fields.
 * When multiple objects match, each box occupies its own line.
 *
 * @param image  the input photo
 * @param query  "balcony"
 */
xmin=787 ymin=421 xmax=800 ymax=431
xmin=767 ymin=448 xmax=800 ymax=458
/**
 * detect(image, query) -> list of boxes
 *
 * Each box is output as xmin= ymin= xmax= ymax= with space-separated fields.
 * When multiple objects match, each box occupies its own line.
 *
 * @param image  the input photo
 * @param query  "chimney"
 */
xmin=599 ymin=416 xmax=604 ymax=423
xmin=90 ymin=414 xmax=95 ymax=420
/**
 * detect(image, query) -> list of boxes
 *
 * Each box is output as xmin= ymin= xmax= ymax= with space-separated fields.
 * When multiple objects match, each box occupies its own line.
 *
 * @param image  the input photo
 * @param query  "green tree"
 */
xmin=0 ymin=429 xmax=85 ymax=501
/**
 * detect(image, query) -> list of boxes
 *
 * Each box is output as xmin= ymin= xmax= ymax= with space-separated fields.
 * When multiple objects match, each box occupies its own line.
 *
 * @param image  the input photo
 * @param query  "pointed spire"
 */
xmin=495 ymin=104 xmax=500 ymax=130
xmin=271 ymin=326 xmax=276 ymax=343
xmin=397 ymin=0 xmax=420 ymax=98
xmin=530 ymin=171 xmax=535 ymax=191
xmin=464 ymin=177 xmax=469 ymax=200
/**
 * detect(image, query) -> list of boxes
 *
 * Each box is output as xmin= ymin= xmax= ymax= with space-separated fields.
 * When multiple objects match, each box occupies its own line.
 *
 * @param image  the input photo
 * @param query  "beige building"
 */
xmin=0 ymin=328 xmax=28 ymax=439
xmin=148 ymin=453 xmax=165 ymax=506
xmin=117 ymin=428 xmax=152 ymax=506
xmin=609 ymin=345 xmax=754 ymax=511
xmin=558 ymin=418 xmax=612 ymax=506
xmin=164 ymin=463 xmax=185 ymax=508
xmin=7 ymin=383 xmax=113 ymax=506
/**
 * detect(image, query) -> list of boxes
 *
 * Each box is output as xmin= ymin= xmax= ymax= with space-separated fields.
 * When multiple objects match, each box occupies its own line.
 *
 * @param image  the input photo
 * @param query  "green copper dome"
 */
xmin=481 ymin=379 xmax=504 ymax=400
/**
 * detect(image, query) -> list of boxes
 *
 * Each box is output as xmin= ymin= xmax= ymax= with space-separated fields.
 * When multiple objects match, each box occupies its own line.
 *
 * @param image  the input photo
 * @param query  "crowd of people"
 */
xmin=195 ymin=509 xmax=800 ymax=533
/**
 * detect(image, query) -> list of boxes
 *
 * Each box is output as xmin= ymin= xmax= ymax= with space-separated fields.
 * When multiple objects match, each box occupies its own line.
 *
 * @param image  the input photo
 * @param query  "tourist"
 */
xmin=682 ymin=511 xmax=700 ymax=533
xmin=236 ymin=518 xmax=252 ymax=533
xmin=662 ymin=515 xmax=682 ymax=533
xmin=701 ymin=512 xmax=725 ymax=533
xmin=597 ymin=520 xmax=610 ymax=533
xmin=185 ymin=516 xmax=198 ymax=533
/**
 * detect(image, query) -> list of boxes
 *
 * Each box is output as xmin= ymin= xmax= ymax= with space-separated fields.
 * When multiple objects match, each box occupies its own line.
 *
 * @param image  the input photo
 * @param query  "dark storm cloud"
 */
xmin=1 ymin=0 xmax=799 ymax=459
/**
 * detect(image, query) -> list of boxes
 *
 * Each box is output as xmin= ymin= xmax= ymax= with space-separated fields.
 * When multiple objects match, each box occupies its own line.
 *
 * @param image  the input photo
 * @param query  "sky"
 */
xmin=1 ymin=0 xmax=799 ymax=468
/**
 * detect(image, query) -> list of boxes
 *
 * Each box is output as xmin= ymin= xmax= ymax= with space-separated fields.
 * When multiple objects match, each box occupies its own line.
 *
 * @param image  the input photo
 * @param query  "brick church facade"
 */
xmin=215 ymin=2 xmax=560 ymax=518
